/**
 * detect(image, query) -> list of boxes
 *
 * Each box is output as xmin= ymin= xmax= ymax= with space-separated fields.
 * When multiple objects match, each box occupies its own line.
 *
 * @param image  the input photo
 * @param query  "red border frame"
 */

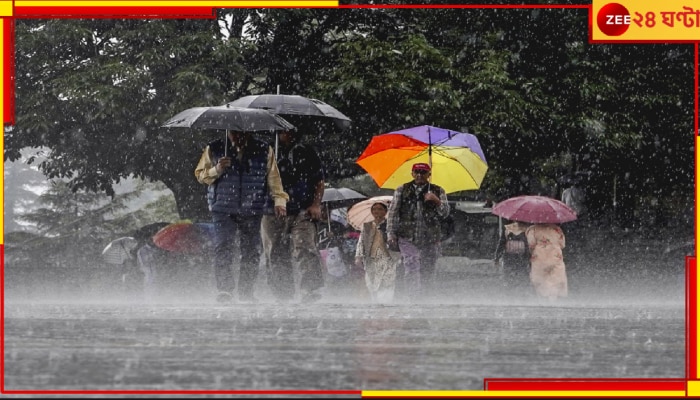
xmin=1 ymin=2 xmax=695 ymax=397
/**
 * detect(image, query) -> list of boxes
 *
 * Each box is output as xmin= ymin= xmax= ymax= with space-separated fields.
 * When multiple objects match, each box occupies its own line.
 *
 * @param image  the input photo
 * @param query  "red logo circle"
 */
xmin=597 ymin=3 xmax=631 ymax=36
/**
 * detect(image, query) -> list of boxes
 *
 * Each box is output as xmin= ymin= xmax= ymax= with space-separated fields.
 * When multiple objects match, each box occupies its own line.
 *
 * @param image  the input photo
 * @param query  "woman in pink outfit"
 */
xmin=525 ymin=224 xmax=568 ymax=299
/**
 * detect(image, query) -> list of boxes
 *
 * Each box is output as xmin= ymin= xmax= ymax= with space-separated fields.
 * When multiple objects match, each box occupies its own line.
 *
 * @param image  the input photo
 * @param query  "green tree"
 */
xmin=12 ymin=177 xmax=177 ymax=268
xmin=6 ymin=10 xmax=694 ymax=230
xmin=8 ymin=17 xmax=252 ymax=220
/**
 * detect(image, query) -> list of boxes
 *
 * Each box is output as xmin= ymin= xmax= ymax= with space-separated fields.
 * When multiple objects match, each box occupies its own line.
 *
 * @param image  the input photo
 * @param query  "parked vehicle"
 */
xmin=441 ymin=201 xmax=499 ymax=260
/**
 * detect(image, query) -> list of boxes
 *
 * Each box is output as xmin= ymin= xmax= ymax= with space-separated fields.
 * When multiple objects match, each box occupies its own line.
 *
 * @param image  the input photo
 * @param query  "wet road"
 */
xmin=4 ymin=300 xmax=685 ymax=393
xmin=4 ymin=250 xmax=688 ymax=394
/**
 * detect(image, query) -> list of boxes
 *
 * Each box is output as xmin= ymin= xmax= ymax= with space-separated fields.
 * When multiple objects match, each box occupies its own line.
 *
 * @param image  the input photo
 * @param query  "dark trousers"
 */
xmin=261 ymin=212 xmax=324 ymax=300
xmin=502 ymin=253 xmax=532 ymax=295
xmin=211 ymin=212 xmax=262 ymax=297
xmin=398 ymin=238 xmax=439 ymax=300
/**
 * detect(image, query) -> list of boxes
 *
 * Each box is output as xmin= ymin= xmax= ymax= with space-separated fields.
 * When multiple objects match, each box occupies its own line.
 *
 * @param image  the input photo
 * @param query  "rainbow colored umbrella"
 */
xmin=356 ymin=125 xmax=488 ymax=194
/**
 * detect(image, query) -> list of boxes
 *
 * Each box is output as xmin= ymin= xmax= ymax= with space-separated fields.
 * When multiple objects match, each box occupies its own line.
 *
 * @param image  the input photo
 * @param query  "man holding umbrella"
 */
xmin=261 ymin=128 xmax=326 ymax=304
xmin=386 ymin=163 xmax=450 ymax=302
xmin=195 ymin=130 xmax=289 ymax=304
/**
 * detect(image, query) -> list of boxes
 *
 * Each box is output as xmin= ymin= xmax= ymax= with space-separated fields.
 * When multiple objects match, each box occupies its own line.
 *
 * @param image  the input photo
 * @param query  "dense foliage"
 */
xmin=7 ymin=8 xmax=694 ymax=232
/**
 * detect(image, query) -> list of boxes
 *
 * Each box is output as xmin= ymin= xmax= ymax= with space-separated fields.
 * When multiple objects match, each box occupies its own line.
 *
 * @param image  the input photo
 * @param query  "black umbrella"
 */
xmin=226 ymin=94 xmax=351 ymax=157
xmin=162 ymin=105 xmax=294 ymax=132
xmin=162 ymin=105 xmax=295 ymax=157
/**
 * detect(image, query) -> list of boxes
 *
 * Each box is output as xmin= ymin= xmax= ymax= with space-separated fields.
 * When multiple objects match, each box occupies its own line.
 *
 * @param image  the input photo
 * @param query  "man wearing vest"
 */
xmin=195 ymin=130 xmax=289 ymax=304
xmin=261 ymin=129 xmax=325 ymax=304
xmin=386 ymin=163 xmax=450 ymax=302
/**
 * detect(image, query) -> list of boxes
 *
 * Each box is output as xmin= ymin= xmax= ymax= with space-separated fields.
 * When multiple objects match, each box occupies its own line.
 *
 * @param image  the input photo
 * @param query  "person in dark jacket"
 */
xmin=386 ymin=163 xmax=449 ymax=302
xmin=494 ymin=220 xmax=532 ymax=295
xmin=260 ymin=129 xmax=325 ymax=303
xmin=195 ymin=130 xmax=288 ymax=304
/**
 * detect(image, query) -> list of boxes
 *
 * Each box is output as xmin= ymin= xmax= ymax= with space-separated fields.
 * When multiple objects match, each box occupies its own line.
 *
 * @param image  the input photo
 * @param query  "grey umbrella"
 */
xmin=321 ymin=188 xmax=367 ymax=232
xmin=322 ymin=187 xmax=367 ymax=209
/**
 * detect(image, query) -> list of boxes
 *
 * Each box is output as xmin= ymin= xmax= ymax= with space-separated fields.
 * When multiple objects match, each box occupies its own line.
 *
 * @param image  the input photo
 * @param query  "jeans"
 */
xmin=211 ymin=212 xmax=262 ymax=297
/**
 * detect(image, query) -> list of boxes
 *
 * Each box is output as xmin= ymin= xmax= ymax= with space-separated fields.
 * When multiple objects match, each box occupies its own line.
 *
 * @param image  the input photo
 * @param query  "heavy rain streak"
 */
xmin=4 ymin=7 xmax=691 ymax=394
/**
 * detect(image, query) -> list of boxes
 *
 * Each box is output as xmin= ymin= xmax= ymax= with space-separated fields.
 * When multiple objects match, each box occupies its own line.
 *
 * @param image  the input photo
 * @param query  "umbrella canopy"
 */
xmin=347 ymin=195 xmax=393 ymax=230
xmin=131 ymin=222 xmax=170 ymax=245
xmin=161 ymin=105 xmax=295 ymax=132
xmin=491 ymin=195 xmax=578 ymax=224
xmin=356 ymin=126 xmax=488 ymax=194
xmin=389 ymin=125 xmax=487 ymax=163
xmin=330 ymin=208 xmax=348 ymax=227
xmin=226 ymin=94 xmax=351 ymax=131
xmin=102 ymin=237 xmax=139 ymax=265
xmin=321 ymin=187 xmax=367 ymax=210
xmin=152 ymin=221 xmax=217 ymax=254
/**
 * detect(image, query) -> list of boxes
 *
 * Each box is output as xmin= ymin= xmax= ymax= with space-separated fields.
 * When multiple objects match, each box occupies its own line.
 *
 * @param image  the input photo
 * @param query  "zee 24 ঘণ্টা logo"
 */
xmin=596 ymin=3 xmax=631 ymax=36
xmin=596 ymin=1 xmax=700 ymax=40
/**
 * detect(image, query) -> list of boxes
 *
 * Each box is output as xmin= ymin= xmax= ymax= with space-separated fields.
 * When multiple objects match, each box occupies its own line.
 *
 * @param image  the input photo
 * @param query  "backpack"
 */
xmin=504 ymin=233 xmax=528 ymax=255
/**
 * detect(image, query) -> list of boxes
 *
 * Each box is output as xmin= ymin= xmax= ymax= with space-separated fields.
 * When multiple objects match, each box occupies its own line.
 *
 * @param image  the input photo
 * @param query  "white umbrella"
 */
xmin=101 ymin=237 xmax=139 ymax=265
xmin=347 ymin=195 xmax=393 ymax=230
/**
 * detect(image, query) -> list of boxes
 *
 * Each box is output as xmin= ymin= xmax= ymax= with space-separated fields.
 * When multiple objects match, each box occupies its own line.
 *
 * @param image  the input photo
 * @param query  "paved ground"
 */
xmin=4 ymin=301 xmax=685 ymax=393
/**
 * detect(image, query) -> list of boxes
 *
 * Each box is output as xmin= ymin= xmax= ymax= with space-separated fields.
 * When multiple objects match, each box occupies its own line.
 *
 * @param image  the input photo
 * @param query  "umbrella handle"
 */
xmin=428 ymin=126 xmax=432 ymax=180
xmin=428 ymin=126 xmax=432 ymax=192
xmin=327 ymin=207 xmax=331 ymax=232
xmin=224 ymin=131 xmax=228 ymax=158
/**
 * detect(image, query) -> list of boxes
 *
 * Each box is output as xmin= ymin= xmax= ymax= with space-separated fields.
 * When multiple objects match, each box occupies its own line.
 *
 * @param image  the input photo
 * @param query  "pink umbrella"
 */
xmin=492 ymin=195 xmax=577 ymax=224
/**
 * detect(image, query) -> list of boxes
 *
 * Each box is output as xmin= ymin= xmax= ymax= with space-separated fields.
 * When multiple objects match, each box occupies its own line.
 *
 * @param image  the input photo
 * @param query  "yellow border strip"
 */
xmin=689 ymin=380 xmax=700 ymax=396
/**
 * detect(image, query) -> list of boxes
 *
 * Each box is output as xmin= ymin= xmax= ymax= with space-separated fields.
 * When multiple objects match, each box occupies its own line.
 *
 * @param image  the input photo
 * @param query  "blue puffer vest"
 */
xmin=206 ymin=138 xmax=269 ymax=216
